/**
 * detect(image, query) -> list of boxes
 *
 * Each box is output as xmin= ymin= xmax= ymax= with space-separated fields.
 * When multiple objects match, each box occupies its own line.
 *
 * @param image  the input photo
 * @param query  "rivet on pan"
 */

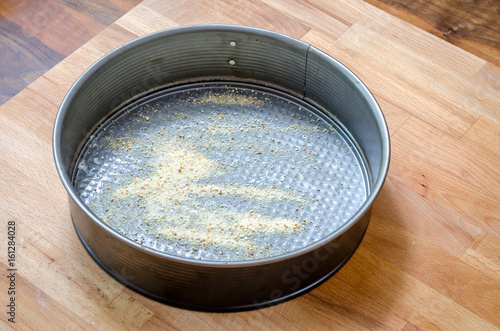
xmin=228 ymin=59 xmax=236 ymax=65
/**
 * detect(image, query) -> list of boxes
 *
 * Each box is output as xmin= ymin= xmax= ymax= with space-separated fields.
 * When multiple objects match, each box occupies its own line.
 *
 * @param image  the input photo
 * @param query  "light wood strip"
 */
xmin=335 ymin=245 xmax=498 ymax=330
xmin=84 ymin=23 xmax=139 ymax=55
xmin=0 ymin=85 xmax=57 ymax=143
xmin=473 ymin=63 xmax=500 ymax=94
xmin=395 ymin=116 xmax=500 ymax=197
xmin=0 ymin=321 xmax=14 ymax=331
xmin=114 ymin=3 xmax=179 ymax=37
xmin=0 ymin=115 xmax=84 ymax=260
xmin=461 ymin=232 xmax=500 ymax=280
xmin=194 ymin=0 xmax=311 ymax=39
xmin=460 ymin=117 xmax=500 ymax=162
xmin=140 ymin=283 xmax=407 ymax=331
xmin=5 ymin=213 xmax=154 ymax=329
xmin=371 ymin=177 xmax=481 ymax=258
xmin=365 ymin=209 xmax=500 ymax=326
xmin=0 ymin=263 xmax=89 ymax=330
xmin=371 ymin=94 xmax=412 ymax=136
xmin=463 ymin=62 xmax=500 ymax=125
xmin=252 ymin=0 xmax=353 ymax=38
xmin=142 ymin=0 xmax=237 ymax=25
xmin=42 ymin=43 xmax=107 ymax=100
xmin=389 ymin=118 xmax=500 ymax=236
xmin=402 ymin=321 xmax=424 ymax=331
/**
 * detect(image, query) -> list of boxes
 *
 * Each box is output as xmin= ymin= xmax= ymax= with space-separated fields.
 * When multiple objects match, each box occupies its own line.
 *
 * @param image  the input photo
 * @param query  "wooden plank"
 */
xmin=461 ymin=117 xmax=500 ymax=163
xmin=371 ymin=177 xmax=481 ymax=258
xmin=467 ymin=63 xmax=500 ymax=124
xmin=296 ymin=275 xmax=409 ymax=330
xmin=0 ymin=0 xmax=141 ymax=107
xmin=2 ymin=213 xmax=154 ymax=329
xmin=140 ymin=278 xmax=408 ymax=330
xmin=0 ymin=15 xmax=64 ymax=106
xmin=0 ymin=0 xmax=107 ymax=56
xmin=334 ymin=245 xmax=498 ymax=330
xmin=0 ymin=321 xmax=14 ymax=331
xmin=0 ymin=84 xmax=58 ymax=143
xmin=389 ymin=118 xmax=500 ymax=236
xmin=364 ymin=211 xmax=500 ymax=327
xmin=394 ymin=116 xmax=500 ymax=197
xmin=0 ymin=0 xmax=140 ymax=57
xmin=461 ymin=232 xmax=500 ymax=280
xmin=114 ymin=4 xmax=179 ymax=37
xmin=371 ymin=94 xmax=411 ymax=136
xmin=0 ymin=262 xmax=89 ymax=330
xmin=402 ymin=322 xmax=424 ymax=331
xmin=84 ymin=23 xmax=139 ymax=55
xmin=195 ymin=0 xmax=311 ymax=39
xmin=255 ymin=0 xmax=352 ymax=38
xmin=0 ymin=115 xmax=76 ymax=259
xmin=473 ymin=63 xmax=500 ymax=94
xmin=142 ymin=0 xmax=237 ymax=25
xmin=55 ymin=0 xmax=142 ymax=26
xmin=301 ymin=15 xmax=486 ymax=139
xmin=42 ymin=43 xmax=107 ymax=102
xmin=363 ymin=0 xmax=500 ymax=67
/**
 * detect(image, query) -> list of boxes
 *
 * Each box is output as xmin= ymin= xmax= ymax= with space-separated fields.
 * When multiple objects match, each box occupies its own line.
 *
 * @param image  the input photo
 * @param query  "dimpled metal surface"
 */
xmin=74 ymin=82 xmax=369 ymax=262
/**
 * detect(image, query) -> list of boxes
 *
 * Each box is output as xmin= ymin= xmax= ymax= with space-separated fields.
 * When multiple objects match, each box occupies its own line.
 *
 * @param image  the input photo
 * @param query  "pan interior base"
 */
xmin=74 ymin=81 xmax=369 ymax=262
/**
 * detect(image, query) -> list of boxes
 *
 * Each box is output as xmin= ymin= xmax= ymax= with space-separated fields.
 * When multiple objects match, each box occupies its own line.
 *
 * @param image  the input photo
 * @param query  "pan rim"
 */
xmin=53 ymin=24 xmax=390 ymax=268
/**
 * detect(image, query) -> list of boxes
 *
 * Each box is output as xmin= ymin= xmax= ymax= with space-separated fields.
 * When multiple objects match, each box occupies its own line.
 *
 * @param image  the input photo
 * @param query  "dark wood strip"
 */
xmin=1 ymin=0 xmax=107 ymax=56
xmin=54 ymin=0 xmax=142 ymax=26
xmin=364 ymin=0 xmax=500 ymax=67
xmin=0 ymin=0 xmax=141 ymax=107
xmin=0 ymin=15 xmax=64 ymax=105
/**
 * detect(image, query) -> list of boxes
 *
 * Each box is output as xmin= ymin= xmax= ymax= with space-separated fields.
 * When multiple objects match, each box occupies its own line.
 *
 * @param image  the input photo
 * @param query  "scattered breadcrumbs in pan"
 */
xmin=75 ymin=83 xmax=369 ymax=261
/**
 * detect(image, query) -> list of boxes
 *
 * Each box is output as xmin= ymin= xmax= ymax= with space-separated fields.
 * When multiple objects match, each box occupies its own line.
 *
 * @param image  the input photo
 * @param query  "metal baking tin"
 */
xmin=53 ymin=25 xmax=390 ymax=311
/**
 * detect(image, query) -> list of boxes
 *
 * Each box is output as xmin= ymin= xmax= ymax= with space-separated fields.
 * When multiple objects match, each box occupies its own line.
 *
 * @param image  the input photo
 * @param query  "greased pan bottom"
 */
xmin=73 ymin=82 xmax=369 ymax=263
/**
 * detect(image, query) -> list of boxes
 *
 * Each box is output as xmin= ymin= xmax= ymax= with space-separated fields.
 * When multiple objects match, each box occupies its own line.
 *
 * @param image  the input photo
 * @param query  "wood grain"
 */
xmin=364 ymin=0 xmax=500 ymax=67
xmin=461 ymin=232 xmax=500 ymax=280
xmin=0 ymin=0 xmax=141 ymax=107
xmin=1 ymin=0 xmax=499 ymax=330
xmin=0 ymin=15 xmax=64 ymax=106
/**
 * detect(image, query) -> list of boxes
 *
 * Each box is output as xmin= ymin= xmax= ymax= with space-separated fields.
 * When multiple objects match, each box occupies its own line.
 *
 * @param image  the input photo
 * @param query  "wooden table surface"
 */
xmin=1 ymin=0 xmax=499 ymax=330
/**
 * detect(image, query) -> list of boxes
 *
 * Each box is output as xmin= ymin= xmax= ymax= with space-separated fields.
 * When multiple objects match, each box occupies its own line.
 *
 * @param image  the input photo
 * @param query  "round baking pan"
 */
xmin=53 ymin=25 xmax=390 ymax=311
